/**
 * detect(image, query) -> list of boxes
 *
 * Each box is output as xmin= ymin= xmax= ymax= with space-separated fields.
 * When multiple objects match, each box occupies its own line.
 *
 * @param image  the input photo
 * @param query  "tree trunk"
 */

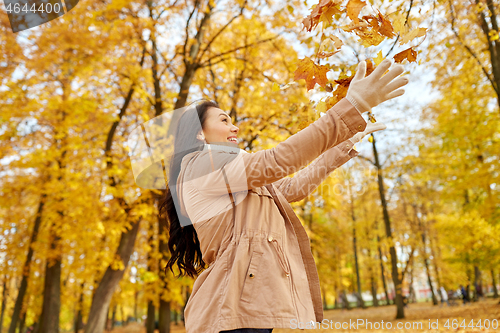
xmin=377 ymin=235 xmax=390 ymax=305
xmin=417 ymin=211 xmax=438 ymax=305
xmin=491 ymin=269 xmax=499 ymax=298
xmin=74 ymin=283 xmax=84 ymax=333
xmin=474 ymin=0 xmax=500 ymax=114
xmin=111 ymin=305 xmax=117 ymax=330
xmin=173 ymin=309 xmax=179 ymax=325
xmin=120 ymin=305 xmax=125 ymax=327
xmin=84 ymin=218 xmax=142 ymax=333
xmin=365 ymin=227 xmax=378 ymax=307
xmin=321 ymin=286 xmax=327 ymax=310
xmin=8 ymin=195 xmax=45 ymax=333
xmin=159 ymin=300 xmax=171 ymax=333
xmin=0 ymin=278 xmax=7 ymax=333
xmin=146 ymin=301 xmax=155 ymax=333
xmin=181 ymin=286 xmax=190 ymax=325
xmin=134 ymin=290 xmax=138 ymax=321
xmin=428 ymin=230 xmax=442 ymax=291
xmin=348 ymin=184 xmax=365 ymax=309
xmin=341 ymin=290 xmax=350 ymax=310
xmin=19 ymin=311 xmax=26 ymax=333
xmin=371 ymin=134 xmax=404 ymax=318
xmin=409 ymin=263 xmax=416 ymax=303
xmin=37 ymin=234 xmax=62 ymax=333
xmin=474 ymin=266 xmax=482 ymax=301
xmin=104 ymin=304 xmax=110 ymax=331
xmin=84 ymin=48 xmax=147 ymax=333
xmin=423 ymin=255 xmax=438 ymax=305
xmin=146 ymin=215 xmax=157 ymax=333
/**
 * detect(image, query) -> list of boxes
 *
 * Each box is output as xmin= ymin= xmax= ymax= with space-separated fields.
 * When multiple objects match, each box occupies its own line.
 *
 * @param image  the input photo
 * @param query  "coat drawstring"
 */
xmin=270 ymin=238 xmax=290 ymax=276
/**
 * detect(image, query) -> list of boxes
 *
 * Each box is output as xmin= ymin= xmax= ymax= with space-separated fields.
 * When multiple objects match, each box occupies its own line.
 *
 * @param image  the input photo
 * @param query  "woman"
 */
xmin=159 ymin=59 xmax=408 ymax=333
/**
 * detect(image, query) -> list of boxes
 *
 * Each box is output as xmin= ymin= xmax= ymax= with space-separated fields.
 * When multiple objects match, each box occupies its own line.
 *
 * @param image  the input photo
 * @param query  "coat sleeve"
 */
xmin=183 ymin=98 xmax=366 ymax=196
xmin=271 ymin=138 xmax=359 ymax=203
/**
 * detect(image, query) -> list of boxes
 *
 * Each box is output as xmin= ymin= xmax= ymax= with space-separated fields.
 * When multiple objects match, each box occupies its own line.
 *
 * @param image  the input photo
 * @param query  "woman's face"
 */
xmin=198 ymin=107 xmax=239 ymax=144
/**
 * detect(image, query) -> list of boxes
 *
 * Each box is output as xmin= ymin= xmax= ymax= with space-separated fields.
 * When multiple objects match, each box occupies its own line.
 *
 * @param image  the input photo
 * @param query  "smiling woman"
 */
xmin=196 ymin=106 xmax=240 ymax=145
xmin=158 ymin=59 xmax=409 ymax=333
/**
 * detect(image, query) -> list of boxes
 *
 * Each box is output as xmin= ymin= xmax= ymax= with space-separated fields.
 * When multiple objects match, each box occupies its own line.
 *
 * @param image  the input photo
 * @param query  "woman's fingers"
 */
xmin=364 ymin=122 xmax=387 ymax=135
xmin=384 ymin=76 xmax=409 ymax=96
xmin=352 ymin=61 xmax=367 ymax=83
xmin=386 ymin=88 xmax=406 ymax=100
xmin=367 ymin=58 xmax=393 ymax=82
xmin=379 ymin=64 xmax=405 ymax=87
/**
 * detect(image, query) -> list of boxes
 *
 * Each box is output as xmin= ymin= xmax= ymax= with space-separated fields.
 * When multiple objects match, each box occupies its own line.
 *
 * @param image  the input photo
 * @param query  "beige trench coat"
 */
xmin=176 ymin=98 xmax=367 ymax=333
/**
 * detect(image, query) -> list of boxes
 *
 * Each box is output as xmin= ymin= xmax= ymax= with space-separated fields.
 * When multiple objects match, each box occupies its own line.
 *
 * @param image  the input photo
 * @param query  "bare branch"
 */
xmin=198 ymin=0 xmax=249 ymax=60
xmin=198 ymin=34 xmax=284 ymax=68
xmin=448 ymin=0 xmax=498 ymax=94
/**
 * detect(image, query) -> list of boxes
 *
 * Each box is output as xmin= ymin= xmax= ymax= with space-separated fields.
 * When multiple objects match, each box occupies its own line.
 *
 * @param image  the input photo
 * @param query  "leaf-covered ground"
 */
xmin=109 ymin=298 xmax=500 ymax=332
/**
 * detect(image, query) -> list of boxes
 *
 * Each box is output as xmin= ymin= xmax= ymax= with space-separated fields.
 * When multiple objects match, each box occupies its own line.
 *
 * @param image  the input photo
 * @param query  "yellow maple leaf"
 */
xmin=373 ymin=50 xmax=384 ymax=66
xmin=358 ymin=30 xmax=385 ymax=47
xmin=319 ymin=3 xmax=342 ymax=27
xmin=399 ymin=27 xmax=427 ymax=45
xmin=272 ymin=82 xmax=280 ymax=92
xmin=393 ymin=17 xmax=407 ymax=35
xmin=346 ymin=0 xmax=366 ymax=24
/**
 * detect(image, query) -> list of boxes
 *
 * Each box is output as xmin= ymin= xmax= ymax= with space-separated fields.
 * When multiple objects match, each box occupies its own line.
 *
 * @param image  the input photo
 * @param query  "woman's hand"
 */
xmin=350 ymin=122 xmax=387 ymax=144
xmin=346 ymin=59 xmax=409 ymax=114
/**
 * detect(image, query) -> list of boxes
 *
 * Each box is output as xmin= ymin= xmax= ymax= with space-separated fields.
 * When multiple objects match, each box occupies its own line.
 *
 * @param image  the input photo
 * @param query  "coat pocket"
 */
xmin=240 ymin=249 xmax=264 ymax=303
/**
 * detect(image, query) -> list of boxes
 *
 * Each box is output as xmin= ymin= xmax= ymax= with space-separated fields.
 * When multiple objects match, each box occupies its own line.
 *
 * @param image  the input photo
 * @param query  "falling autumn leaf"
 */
xmin=302 ymin=0 xmax=343 ymax=32
xmin=346 ymin=0 xmax=366 ymax=24
xmin=294 ymin=57 xmax=329 ymax=91
xmin=394 ymin=47 xmax=418 ymax=63
xmin=373 ymin=50 xmax=384 ymax=66
xmin=375 ymin=9 xmax=396 ymax=38
xmin=317 ymin=36 xmax=344 ymax=58
xmin=399 ymin=27 xmax=427 ymax=45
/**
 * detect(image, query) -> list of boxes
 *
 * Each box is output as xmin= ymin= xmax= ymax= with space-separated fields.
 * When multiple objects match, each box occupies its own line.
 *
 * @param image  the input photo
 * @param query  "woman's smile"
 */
xmin=199 ymin=106 xmax=239 ymax=144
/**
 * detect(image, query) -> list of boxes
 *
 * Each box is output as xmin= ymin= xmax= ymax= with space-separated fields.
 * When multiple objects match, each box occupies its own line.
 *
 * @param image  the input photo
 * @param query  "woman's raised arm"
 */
xmin=181 ymin=97 xmax=365 ymax=196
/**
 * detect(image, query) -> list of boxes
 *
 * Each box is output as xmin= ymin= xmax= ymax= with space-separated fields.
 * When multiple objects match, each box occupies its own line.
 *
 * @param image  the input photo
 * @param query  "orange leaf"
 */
xmin=346 ymin=0 xmax=366 ymax=24
xmin=294 ymin=57 xmax=329 ymax=91
xmin=302 ymin=0 xmax=343 ymax=32
xmin=376 ymin=9 xmax=396 ymax=38
xmin=394 ymin=47 xmax=417 ymax=63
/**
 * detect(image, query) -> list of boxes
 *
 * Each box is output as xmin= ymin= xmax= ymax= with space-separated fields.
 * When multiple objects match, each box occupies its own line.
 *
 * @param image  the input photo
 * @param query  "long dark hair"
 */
xmin=159 ymin=99 xmax=220 ymax=278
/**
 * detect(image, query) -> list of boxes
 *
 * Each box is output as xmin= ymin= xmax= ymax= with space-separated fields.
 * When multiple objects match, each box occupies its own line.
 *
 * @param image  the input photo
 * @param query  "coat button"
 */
xmin=249 ymin=273 xmax=255 ymax=278
xmin=268 ymin=236 xmax=273 ymax=242
xmin=358 ymin=124 xmax=362 ymax=130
